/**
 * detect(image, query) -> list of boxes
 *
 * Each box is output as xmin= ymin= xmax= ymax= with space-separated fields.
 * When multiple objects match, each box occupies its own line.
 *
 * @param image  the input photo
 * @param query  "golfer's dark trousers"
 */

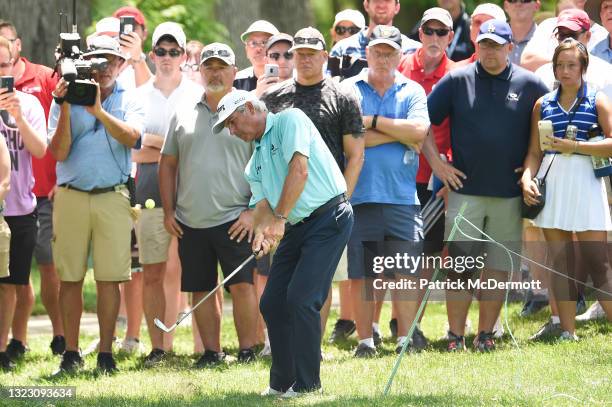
xmin=260 ymin=200 xmax=354 ymax=392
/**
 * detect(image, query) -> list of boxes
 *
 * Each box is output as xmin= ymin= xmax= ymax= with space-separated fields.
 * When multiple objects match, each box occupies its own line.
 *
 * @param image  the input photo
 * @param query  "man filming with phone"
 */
xmin=48 ymin=35 xmax=144 ymax=375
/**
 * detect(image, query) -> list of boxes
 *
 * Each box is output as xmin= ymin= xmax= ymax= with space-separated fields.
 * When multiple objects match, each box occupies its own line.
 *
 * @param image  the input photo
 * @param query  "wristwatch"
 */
xmin=130 ymin=52 xmax=146 ymax=64
xmin=274 ymin=212 xmax=288 ymax=221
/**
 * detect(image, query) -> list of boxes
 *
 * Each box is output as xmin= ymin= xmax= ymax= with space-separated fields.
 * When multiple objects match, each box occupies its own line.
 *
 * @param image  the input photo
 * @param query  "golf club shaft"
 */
xmin=169 ymin=253 xmax=256 ymax=330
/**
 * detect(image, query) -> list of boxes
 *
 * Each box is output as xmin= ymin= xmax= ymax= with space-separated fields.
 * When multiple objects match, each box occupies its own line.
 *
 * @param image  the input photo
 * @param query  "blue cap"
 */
xmin=476 ymin=19 xmax=513 ymax=45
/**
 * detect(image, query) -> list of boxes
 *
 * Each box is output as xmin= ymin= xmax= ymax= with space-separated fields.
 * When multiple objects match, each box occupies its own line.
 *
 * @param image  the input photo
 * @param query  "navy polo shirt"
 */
xmin=427 ymin=62 xmax=548 ymax=198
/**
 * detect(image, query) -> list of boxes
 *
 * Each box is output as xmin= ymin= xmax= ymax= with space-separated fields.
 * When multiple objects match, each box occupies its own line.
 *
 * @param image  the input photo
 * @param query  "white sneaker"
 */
xmin=559 ymin=331 xmax=579 ymax=341
xmin=493 ymin=317 xmax=505 ymax=339
xmin=258 ymin=343 xmax=271 ymax=358
xmin=260 ymin=387 xmax=283 ymax=396
xmin=120 ymin=337 xmax=144 ymax=354
xmin=280 ymin=386 xmax=322 ymax=398
xmin=576 ymin=302 xmax=605 ymax=321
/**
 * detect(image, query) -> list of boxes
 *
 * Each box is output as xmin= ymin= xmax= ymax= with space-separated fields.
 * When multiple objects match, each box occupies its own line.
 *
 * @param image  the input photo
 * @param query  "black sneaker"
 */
xmin=97 ymin=352 xmax=118 ymax=374
xmin=475 ymin=331 xmax=495 ymax=352
xmin=6 ymin=338 xmax=27 ymax=361
xmin=237 ymin=348 xmax=256 ymax=363
xmin=143 ymin=348 xmax=166 ymax=368
xmin=530 ymin=320 xmax=562 ymax=341
xmin=373 ymin=329 xmax=382 ymax=346
xmin=447 ymin=331 xmax=466 ymax=352
xmin=389 ymin=318 xmax=398 ymax=338
xmin=328 ymin=319 xmax=356 ymax=343
xmin=0 ymin=352 xmax=15 ymax=371
xmin=50 ymin=335 xmax=66 ymax=356
xmin=576 ymin=294 xmax=587 ymax=315
xmin=411 ymin=327 xmax=428 ymax=351
xmin=55 ymin=351 xmax=84 ymax=375
xmin=194 ymin=350 xmax=226 ymax=368
xmin=354 ymin=343 xmax=377 ymax=358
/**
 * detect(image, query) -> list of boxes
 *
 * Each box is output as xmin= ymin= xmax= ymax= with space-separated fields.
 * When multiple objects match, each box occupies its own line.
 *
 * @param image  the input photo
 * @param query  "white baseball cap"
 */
xmin=333 ymin=9 xmax=366 ymax=29
xmin=152 ymin=22 xmax=187 ymax=49
xmin=94 ymin=17 xmax=120 ymax=37
xmin=240 ymin=20 xmax=279 ymax=43
xmin=421 ymin=7 xmax=453 ymax=29
xmin=472 ymin=3 xmax=507 ymax=22
xmin=200 ymin=43 xmax=235 ymax=66
xmin=213 ymin=90 xmax=259 ymax=134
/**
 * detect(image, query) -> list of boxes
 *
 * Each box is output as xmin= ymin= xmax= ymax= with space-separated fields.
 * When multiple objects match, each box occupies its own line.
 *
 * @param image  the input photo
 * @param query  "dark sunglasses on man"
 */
xmin=154 ymin=48 xmax=183 ymax=58
xmin=335 ymin=25 xmax=361 ymax=36
xmin=294 ymin=37 xmax=323 ymax=46
xmin=267 ymin=51 xmax=294 ymax=61
xmin=422 ymin=27 xmax=451 ymax=37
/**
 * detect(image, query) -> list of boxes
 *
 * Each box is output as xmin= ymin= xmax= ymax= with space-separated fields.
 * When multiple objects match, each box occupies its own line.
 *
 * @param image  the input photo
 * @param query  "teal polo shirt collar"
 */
xmin=255 ymin=111 xmax=278 ymax=148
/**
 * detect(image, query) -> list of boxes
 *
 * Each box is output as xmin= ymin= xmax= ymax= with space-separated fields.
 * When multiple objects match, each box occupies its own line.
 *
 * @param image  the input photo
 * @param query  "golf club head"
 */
xmin=154 ymin=318 xmax=173 ymax=333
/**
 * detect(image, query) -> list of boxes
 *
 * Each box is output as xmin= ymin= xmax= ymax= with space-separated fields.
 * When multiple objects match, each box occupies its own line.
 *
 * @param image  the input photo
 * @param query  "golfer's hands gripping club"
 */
xmin=252 ymin=217 xmax=285 ymax=259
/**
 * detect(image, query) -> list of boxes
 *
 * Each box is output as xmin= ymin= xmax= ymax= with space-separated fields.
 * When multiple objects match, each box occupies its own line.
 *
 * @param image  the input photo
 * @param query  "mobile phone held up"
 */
xmin=263 ymin=64 xmax=279 ymax=78
xmin=0 ymin=76 xmax=14 ymax=93
xmin=120 ymin=16 xmax=136 ymax=36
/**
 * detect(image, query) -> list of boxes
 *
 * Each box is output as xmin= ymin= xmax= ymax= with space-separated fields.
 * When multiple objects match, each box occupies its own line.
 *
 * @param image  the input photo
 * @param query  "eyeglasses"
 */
xmin=154 ymin=47 xmax=183 ymax=58
xmin=246 ymin=40 xmax=267 ymax=49
xmin=555 ymin=29 xmax=586 ymax=41
xmin=422 ymin=27 xmax=451 ymax=37
xmin=478 ymin=40 xmax=505 ymax=50
xmin=335 ymin=25 xmax=361 ymax=35
xmin=294 ymin=37 xmax=323 ymax=46
xmin=202 ymin=49 xmax=232 ymax=59
xmin=181 ymin=63 xmax=200 ymax=72
xmin=506 ymin=0 xmax=534 ymax=3
xmin=267 ymin=51 xmax=293 ymax=61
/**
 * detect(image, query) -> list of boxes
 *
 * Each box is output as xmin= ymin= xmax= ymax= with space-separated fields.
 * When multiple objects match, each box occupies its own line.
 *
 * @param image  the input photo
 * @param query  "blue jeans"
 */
xmin=260 ymin=201 xmax=354 ymax=392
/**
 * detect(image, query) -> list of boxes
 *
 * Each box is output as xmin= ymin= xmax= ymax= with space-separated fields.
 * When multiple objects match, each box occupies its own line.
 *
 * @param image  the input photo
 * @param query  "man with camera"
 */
xmin=0 ymin=20 xmax=64 ymax=359
xmin=0 ymin=35 xmax=47 ymax=371
xmin=48 ymin=35 xmax=144 ymax=374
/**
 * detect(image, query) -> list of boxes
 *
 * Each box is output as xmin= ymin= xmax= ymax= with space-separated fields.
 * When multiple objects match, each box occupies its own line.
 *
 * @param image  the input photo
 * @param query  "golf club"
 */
xmin=154 ymin=251 xmax=259 ymax=333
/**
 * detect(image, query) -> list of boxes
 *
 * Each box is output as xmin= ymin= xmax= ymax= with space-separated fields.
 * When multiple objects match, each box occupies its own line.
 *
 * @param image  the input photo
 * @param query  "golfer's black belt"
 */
xmin=59 ymin=183 xmax=118 ymax=194
xmin=298 ymin=193 xmax=348 ymax=224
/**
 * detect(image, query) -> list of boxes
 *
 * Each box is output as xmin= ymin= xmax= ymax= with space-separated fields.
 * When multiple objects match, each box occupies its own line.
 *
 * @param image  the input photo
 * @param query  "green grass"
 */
xmin=3 ymin=300 xmax=611 ymax=406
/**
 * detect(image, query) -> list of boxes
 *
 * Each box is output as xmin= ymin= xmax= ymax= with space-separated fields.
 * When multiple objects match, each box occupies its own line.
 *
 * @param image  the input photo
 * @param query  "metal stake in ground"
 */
xmin=154 ymin=251 xmax=258 ymax=333
xmin=383 ymin=202 xmax=468 ymax=396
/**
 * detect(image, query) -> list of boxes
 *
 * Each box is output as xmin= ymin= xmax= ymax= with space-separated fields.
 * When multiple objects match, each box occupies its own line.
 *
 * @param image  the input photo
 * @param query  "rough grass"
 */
xmin=3 ymin=299 xmax=611 ymax=406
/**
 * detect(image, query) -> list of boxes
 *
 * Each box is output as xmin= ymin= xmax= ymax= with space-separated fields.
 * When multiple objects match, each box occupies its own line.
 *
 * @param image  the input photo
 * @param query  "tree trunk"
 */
xmin=3 ymin=0 xmax=92 ymax=68
xmin=215 ymin=0 xmax=313 ymax=69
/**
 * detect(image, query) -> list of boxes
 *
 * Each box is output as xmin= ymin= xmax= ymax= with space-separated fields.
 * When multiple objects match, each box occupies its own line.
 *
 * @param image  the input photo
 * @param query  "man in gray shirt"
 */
xmin=159 ymin=43 xmax=259 ymax=366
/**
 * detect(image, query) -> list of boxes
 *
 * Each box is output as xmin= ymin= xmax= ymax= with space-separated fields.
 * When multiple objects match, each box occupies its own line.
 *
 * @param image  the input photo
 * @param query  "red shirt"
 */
xmin=15 ymin=57 xmax=58 ymax=198
xmin=397 ymin=49 xmax=453 ymax=184
xmin=454 ymin=52 xmax=478 ymax=68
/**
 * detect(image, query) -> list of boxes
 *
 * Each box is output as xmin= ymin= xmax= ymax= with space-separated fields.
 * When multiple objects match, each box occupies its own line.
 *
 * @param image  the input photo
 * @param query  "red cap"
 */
xmin=113 ymin=6 xmax=146 ymax=27
xmin=556 ymin=8 xmax=591 ymax=32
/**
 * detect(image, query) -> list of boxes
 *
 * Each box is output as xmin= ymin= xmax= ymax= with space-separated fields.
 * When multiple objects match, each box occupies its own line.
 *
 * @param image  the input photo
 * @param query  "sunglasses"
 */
xmin=267 ymin=51 xmax=294 ymax=61
xmin=202 ymin=49 xmax=232 ymax=59
xmin=422 ymin=27 xmax=451 ymax=37
xmin=555 ymin=29 xmax=586 ymax=41
xmin=506 ymin=0 xmax=534 ymax=3
xmin=154 ymin=48 xmax=183 ymax=58
xmin=294 ymin=37 xmax=323 ymax=46
xmin=335 ymin=25 xmax=361 ymax=35
xmin=181 ymin=63 xmax=200 ymax=72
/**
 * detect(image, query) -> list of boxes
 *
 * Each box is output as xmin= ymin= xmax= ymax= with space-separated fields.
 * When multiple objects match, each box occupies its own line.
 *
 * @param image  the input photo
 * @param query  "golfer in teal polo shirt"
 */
xmin=213 ymin=90 xmax=354 ymax=397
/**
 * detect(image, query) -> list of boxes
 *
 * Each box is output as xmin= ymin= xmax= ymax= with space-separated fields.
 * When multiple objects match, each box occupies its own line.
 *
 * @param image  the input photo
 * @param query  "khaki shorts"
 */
xmin=135 ymin=207 xmax=171 ymax=265
xmin=333 ymin=246 xmax=348 ymax=282
xmin=445 ymin=191 xmax=522 ymax=272
xmin=52 ymin=186 xmax=132 ymax=282
xmin=0 ymin=217 xmax=10 ymax=278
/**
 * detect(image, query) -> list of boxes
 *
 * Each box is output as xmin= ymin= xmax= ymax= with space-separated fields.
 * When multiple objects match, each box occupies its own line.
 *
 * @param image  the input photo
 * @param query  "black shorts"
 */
xmin=417 ymin=183 xmax=445 ymax=254
xmin=178 ymin=219 xmax=255 ymax=292
xmin=0 ymin=211 xmax=38 ymax=285
xmin=256 ymin=254 xmax=272 ymax=276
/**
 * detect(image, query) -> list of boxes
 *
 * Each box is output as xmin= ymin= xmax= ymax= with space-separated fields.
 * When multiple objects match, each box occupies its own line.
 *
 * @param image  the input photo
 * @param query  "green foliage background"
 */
xmin=91 ymin=0 xmax=560 ymax=52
